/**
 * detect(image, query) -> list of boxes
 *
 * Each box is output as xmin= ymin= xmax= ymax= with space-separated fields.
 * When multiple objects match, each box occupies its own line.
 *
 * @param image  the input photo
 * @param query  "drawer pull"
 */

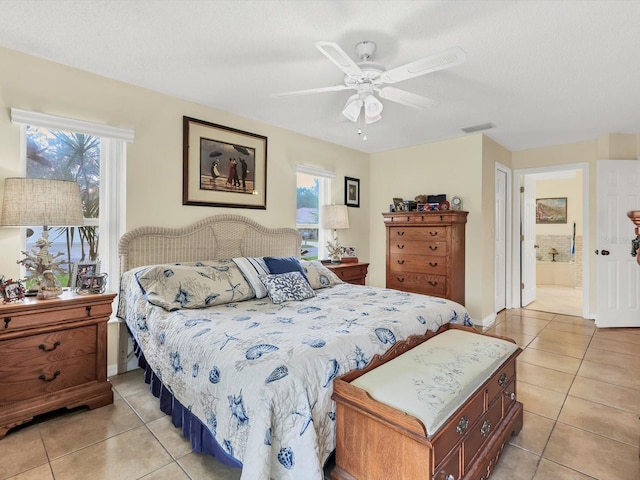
xmin=397 ymin=244 xmax=405 ymax=249
xmin=38 ymin=341 xmax=61 ymax=352
xmin=38 ymin=370 xmax=61 ymax=382
xmin=428 ymin=281 xmax=438 ymax=286
xmin=480 ymin=420 xmax=491 ymax=437
xmin=3 ymin=317 xmax=10 ymax=329
xmin=498 ymin=373 xmax=508 ymax=387
xmin=456 ymin=415 xmax=469 ymax=434
xmin=429 ymin=231 xmax=438 ymax=236
xmin=85 ymin=305 xmax=92 ymax=316
xmin=446 ymin=475 xmax=455 ymax=480
xmin=397 ymin=277 xmax=405 ymax=282
xmin=428 ymin=245 xmax=438 ymax=251
xmin=396 ymin=231 xmax=405 ymax=236
xmin=505 ymin=392 xmax=516 ymax=401
xmin=428 ymin=262 xmax=438 ymax=267
xmin=397 ymin=259 xmax=405 ymax=264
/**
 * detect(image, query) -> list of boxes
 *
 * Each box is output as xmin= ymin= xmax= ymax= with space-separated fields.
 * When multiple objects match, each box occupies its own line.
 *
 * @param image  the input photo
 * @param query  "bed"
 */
xmin=116 ymin=215 xmax=472 ymax=480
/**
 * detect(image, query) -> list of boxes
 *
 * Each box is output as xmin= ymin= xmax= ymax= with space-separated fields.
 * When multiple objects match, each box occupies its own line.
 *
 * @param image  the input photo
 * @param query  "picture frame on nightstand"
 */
xmin=1 ymin=278 xmax=25 ymax=303
xmin=340 ymin=246 xmax=358 ymax=263
xmin=71 ymin=261 xmax=100 ymax=291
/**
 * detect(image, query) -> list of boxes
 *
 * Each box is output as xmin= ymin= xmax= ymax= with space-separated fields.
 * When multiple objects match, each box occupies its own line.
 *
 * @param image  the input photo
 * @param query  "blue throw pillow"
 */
xmin=263 ymin=256 xmax=307 ymax=277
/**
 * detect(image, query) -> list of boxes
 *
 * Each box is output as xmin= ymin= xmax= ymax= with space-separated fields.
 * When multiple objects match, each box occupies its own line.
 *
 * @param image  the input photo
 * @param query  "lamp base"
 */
xmin=330 ymin=259 xmax=342 ymax=265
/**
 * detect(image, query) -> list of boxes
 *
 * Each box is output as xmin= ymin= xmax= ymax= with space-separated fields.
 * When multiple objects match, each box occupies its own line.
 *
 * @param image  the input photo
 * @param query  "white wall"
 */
xmin=2 ymin=45 xmax=639 ymax=368
xmin=0 ymin=46 xmax=370 ymax=370
xmin=369 ymin=135 xmax=486 ymax=320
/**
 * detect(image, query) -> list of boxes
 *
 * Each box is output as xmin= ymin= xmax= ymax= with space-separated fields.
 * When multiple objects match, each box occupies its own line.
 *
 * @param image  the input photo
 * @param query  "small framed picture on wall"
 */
xmin=345 ymin=177 xmax=360 ymax=208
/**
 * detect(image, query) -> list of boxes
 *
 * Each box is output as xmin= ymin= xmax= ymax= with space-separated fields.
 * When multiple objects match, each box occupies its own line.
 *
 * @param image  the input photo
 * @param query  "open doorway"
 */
xmin=513 ymin=163 xmax=590 ymax=318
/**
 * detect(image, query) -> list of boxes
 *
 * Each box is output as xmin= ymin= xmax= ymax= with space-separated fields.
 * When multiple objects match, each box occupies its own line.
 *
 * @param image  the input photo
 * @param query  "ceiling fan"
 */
xmin=274 ymin=41 xmax=467 ymax=124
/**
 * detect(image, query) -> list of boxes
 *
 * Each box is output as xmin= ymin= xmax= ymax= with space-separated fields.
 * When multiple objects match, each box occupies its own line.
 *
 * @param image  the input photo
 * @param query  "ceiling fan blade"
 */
xmin=314 ymin=41 xmax=364 ymax=77
xmin=381 ymin=46 xmax=467 ymax=84
xmin=377 ymin=86 xmax=436 ymax=109
xmin=272 ymin=85 xmax=352 ymax=97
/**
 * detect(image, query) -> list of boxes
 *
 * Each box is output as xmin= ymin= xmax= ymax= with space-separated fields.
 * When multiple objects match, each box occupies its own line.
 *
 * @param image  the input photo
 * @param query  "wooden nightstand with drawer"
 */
xmin=326 ymin=262 xmax=369 ymax=285
xmin=0 ymin=291 xmax=116 ymax=438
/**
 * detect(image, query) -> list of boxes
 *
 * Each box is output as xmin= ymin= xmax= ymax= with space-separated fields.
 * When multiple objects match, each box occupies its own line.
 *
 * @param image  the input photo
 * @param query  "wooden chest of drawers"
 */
xmin=0 ymin=292 xmax=116 ymax=438
xmin=331 ymin=324 xmax=523 ymax=480
xmin=383 ymin=211 xmax=467 ymax=305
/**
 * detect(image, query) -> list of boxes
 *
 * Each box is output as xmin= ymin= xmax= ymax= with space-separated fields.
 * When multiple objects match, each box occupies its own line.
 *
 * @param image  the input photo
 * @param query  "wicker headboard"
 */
xmin=118 ymin=215 xmax=302 ymax=273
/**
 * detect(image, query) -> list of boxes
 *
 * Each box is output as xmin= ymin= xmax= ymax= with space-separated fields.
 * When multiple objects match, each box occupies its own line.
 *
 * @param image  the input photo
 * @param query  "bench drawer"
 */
xmin=433 ymin=387 xmax=484 ymax=467
xmin=463 ymin=398 xmax=503 ymax=468
xmin=434 ymin=447 xmax=461 ymax=480
xmin=486 ymin=358 xmax=516 ymax=403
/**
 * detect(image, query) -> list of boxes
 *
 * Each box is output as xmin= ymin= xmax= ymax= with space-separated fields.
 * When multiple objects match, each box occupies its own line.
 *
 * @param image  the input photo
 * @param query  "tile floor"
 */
xmin=1 ymin=309 xmax=639 ymax=480
xmin=524 ymin=285 xmax=583 ymax=318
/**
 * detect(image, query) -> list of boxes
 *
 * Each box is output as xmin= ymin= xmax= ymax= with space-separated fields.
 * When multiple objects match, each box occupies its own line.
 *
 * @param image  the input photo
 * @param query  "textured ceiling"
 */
xmin=0 ymin=0 xmax=638 ymax=154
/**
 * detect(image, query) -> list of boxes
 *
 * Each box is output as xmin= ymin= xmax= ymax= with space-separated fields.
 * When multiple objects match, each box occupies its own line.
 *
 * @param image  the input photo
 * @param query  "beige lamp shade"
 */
xmin=1 ymin=178 xmax=84 ymax=227
xmin=320 ymin=204 xmax=349 ymax=230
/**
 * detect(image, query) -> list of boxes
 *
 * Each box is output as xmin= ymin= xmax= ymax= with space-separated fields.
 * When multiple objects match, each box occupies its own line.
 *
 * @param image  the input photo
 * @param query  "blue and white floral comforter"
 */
xmin=117 ymin=269 xmax=471 ymax=480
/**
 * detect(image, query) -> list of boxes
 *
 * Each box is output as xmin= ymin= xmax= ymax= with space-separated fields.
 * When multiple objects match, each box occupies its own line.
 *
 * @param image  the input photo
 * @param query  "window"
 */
xmin=12 ymin=108 xmax=133 ymax=294
xmin=296 ymin=165 xmax=334 ymax=260
xmin=24 ymin=125 xmax=101 ymax=287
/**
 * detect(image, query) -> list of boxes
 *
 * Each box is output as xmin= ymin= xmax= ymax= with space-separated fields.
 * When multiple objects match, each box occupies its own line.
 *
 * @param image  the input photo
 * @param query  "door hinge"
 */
xmin=520 ymin=186 xmax=524 ymax=193
xmin=520 ymin=282 xmax=525 ymax=290
xmin=520 ymin=234 xmax=524 ymax=241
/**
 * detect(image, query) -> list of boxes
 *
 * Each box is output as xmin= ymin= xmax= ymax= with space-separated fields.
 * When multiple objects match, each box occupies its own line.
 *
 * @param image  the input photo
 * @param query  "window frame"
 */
xmin=296 ymin=164 xmax=335 ymax=260
xmin=11 ymin=108 xmax=133 ymax=311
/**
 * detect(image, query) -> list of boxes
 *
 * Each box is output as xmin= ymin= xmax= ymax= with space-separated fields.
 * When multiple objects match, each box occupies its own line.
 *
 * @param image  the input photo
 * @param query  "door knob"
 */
xmin=601 ymin=250 xmax=610 ymax=255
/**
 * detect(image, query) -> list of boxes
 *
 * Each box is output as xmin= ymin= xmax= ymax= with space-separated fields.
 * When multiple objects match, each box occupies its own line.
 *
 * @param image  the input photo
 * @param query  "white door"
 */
xmin=596 ymin=160 xmax=640 ymax=327
xmin=521 ymin=175 xmax=537 ymax=306
xmin=495 ymin=168 xmax=507 ymax=311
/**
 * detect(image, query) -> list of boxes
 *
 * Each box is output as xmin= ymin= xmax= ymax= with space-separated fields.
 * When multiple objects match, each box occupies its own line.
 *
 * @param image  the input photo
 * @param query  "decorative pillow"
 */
xmin=135 ymin=260 xmax=254 ymax=311
xmin=259 ymin=271 xmax=316 ymax=304
xmin=300 ymin=260 xmax=343 ymax=289
xmin=233 ymin=256 xmax=270 ymax=299
xmin=263 ymin=256 xmax=307 ymax=278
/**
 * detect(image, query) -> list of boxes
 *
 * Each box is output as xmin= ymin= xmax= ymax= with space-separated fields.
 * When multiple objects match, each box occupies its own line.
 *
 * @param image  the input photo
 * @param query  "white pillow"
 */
xmin=135 ymin=260 xmax=254 ymax=311
xmin=300 ymin=260 xmax=343 ymax=289
xmin=233 ymin=257 xmax=270 ymax=298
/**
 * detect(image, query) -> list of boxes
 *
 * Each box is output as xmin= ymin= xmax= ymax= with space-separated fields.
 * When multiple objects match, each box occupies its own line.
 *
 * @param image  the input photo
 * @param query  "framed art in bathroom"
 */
xmin=536 ymin=197 xmax=567 ymax=224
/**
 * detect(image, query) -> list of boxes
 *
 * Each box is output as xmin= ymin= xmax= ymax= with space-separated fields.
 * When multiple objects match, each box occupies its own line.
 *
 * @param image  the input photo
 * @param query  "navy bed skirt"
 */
xmin=132 ymin=341 xmax=243 ymax=469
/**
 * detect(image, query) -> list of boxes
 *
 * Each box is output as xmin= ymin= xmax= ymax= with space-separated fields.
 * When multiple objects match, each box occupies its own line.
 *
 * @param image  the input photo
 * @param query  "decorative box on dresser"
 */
xmin=383 ymin=211 xmax=467 ymax=305
xmin=0 ymin=291 xmax=116 ymax=438
xmin=326 ymin=262 xmax=369 ymax=285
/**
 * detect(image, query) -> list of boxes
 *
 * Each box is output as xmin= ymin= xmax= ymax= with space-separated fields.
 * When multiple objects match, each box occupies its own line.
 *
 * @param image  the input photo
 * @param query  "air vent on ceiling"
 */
xmin=461 ymin=122 xmax=495 ymax=134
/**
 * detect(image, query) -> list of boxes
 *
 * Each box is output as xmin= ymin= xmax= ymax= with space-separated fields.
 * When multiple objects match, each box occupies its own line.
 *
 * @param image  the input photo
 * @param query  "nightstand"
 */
xmin=327 ymin=262 xmax=369 ymax=285
xmin=0 ymin=291 xmax=116 ymax=438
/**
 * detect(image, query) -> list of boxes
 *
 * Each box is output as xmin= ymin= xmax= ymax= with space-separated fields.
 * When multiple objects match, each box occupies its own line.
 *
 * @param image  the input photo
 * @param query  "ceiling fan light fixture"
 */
xmin=363 ymin=94 xmax=383 ymax=117
xmin=364 ymin=113 xmax=382 ymax=124
xmin=341 ymin=95 xmax=363 ymax=122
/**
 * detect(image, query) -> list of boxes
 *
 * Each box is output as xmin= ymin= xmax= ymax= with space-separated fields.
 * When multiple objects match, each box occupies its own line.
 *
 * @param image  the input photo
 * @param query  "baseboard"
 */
xmin=475 ymin=313 xmax=497 ymax=328
xmin=107 ymin=363 xmax=118 ymax=378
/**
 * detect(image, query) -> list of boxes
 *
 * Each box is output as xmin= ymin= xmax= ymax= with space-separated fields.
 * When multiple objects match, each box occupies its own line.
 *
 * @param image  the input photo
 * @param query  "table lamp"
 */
xmin=1 ymin=178 xmax=84 ymax=296
xmin=321 ymin=204 xmax=349 ymax=264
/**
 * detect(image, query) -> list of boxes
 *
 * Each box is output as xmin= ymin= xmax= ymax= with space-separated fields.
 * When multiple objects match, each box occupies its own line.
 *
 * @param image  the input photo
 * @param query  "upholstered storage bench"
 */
xmin=331 ymin=324 xmax=523 ymax=480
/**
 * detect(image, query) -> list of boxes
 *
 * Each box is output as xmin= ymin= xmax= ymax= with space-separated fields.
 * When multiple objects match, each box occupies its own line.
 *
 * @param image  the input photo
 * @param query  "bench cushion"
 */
xmin=351 ymin=329 xmax=519 ymax=434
